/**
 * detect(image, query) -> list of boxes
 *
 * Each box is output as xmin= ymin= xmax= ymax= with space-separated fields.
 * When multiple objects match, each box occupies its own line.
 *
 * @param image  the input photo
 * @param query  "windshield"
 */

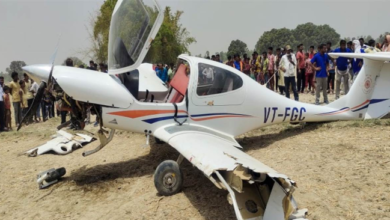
xmin=108 ymin=0 xmax=162 ymax=74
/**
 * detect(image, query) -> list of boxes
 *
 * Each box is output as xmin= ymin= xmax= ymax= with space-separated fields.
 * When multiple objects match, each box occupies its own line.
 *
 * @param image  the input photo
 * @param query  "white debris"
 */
xmin=25 ymin=130 xmax=94 ymax=157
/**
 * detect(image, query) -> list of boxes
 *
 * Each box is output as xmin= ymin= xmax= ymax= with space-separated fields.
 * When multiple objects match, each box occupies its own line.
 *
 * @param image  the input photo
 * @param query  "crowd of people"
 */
xmin=211 ymin=34 xmax=390 ymax=105
xmin=0 ymin=58 xmax=108 ymax=132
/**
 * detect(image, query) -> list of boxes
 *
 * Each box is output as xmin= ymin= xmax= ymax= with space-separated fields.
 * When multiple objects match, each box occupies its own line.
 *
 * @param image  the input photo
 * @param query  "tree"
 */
xmin=144 ymin=7 xmax=196 ymax=64
xmin=255 ymin=28 xmax=295 ymax=54
xmin=62 ymin=57 xmax=86 ymax=67
xmin=227 ymin=40 xmax=248 ymax=57
xmin=293 ymin=23 xmax=340 ymax=49
xmin=5 ymin=61 xmax=26 ymax=77
xmin=255 ymin=23 xmax=341 ymax=53
xmin=219 ymin=51 xmax=227 ymax=62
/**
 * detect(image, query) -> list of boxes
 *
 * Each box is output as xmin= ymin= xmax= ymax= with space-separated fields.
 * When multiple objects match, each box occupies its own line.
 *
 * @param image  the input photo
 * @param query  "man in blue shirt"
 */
xmin=311 ymin=44 xmax=329 ymax=105
xmin=156 ymin=64 xmax=168 ymax=83
xmin=333 ymin=40 xmax=352 ymax=99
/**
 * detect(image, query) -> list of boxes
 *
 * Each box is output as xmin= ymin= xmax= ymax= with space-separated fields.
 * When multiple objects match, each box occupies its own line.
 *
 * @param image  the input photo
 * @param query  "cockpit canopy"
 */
xmin=108 ymin=0 xmax=163 ymax=75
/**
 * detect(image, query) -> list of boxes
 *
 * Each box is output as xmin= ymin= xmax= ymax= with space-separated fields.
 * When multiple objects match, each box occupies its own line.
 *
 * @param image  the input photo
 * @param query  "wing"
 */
xmin=154 ymin=125 xmax=308 ymax=220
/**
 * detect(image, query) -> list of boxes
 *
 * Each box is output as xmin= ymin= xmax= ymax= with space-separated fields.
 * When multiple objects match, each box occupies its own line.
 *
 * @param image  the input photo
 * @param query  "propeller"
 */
xmin=17 ymin=43 xmax=59 ymax=131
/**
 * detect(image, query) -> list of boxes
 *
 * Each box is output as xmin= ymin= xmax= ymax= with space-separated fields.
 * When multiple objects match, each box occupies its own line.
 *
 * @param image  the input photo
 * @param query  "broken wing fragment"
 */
xmin=25 ymin=130 xmax=95 ymax=156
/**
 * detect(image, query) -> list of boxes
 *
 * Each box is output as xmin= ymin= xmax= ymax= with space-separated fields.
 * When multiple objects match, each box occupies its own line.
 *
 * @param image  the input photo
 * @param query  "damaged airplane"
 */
xmin=20 ymin=0 xmax=390 ymax=219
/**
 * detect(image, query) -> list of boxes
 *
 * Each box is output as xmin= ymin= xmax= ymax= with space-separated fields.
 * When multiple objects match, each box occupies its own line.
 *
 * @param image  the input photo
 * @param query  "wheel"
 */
xmin=154 ymin=137 xmax=164 ymax=144
xmin=154 ymin=160 xmax=183 ymax=196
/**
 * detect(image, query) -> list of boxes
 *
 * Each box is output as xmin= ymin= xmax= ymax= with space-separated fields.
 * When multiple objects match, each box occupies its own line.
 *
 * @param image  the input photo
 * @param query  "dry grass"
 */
xmin=1 ymin=93 xmax=390 ymax=220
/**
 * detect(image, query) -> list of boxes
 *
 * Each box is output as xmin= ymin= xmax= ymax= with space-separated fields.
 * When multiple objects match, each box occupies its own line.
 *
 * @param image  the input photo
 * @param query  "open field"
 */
xmin=1 ymin=93 xmax=390 ymax=220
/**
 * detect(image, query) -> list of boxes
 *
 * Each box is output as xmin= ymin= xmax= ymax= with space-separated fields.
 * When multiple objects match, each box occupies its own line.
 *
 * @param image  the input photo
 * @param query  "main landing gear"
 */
xmin=154 ymin=155 xmax=184 ymax=196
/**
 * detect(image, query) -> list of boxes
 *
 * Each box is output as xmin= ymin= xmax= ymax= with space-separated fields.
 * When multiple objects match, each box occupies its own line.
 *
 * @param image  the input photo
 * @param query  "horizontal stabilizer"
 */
xmin=329 ymin=52 xmax=390 ymax=61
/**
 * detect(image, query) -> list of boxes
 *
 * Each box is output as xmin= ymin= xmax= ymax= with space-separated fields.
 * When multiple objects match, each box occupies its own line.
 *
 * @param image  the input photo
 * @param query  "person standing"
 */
xmin=250 ymin=52 xmax=260 ymax=80
xmin=309 ymin=46 xmax=315 ymax=59
xmin=311 ymin=44 xmax=329 ymax=105
xmin=260 ymin=52 xmax=268 ymax=86
xmin=226 ymin=55 xmax=234 ymax=67
xmin=167 ymin=63 xmax=174 ymax=83
xmin=0 ymin=76 xmax=5 ymax=132
xmin=352 ymin=39 xmax=365 ymax=83
xmin=382 ymin=35 xmax=390 ymax=52
xmin=333 ymin=40 xmax=352 ymax=99
xmin=279 ymin=45 xmax=298 ymax=101
xmin=19 ymin=80 xmax=29 ymax=121
xmin=233 ymin=54 xmax=243 ymax=72
xmin=23 ymin=73 xmax=34 ymax=123
xmin=304 ymin=53 xmax=315 ymax=94
xmin=267 ymin=47 xmax=275 ymax=91
xmin=243 ymin=57 xmax=251 ymax=76
xmin=3 ymin=86 xmax=11 ymax=131
xmin=296 ymin=44 xmax=306 ymax=93
xmin=9 ymin=72 xmax=22 ymax=127
xmin=365 ymin=39 xmax=381 ymax=53
xmin=30 ymin=78 xmax=41 ymax=122
xmin=327 ymin=59 xmax=335 ymax=94
xmin=216 ymin=54 xmax=222 ymax=63
xmin=202 ymin=64 xmax=214 ymax=84
xmin=87 ymin=60 xmax=96 ymax=70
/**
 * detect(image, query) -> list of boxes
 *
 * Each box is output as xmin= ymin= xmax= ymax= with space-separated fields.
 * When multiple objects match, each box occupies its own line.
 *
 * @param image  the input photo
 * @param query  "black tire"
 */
xmin=154 ymin=160 xmax=183 ymax=196
xmin=154 ymin=137 xmax=164 ymax=144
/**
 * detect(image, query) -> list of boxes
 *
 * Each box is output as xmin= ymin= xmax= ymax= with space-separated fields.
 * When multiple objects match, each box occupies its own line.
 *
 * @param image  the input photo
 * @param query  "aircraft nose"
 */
xmin=22 ymin=64 xmax=51 ymax=83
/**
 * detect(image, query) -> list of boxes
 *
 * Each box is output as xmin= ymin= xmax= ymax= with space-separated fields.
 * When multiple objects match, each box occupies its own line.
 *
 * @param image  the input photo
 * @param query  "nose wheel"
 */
xmin=154 ymin=160 xmax=183 ymax=196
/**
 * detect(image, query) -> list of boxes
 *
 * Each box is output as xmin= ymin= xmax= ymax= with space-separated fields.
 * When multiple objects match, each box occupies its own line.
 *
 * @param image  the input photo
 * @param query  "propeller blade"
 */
xmin=17 ymin=82 xmax=47 ymax=131
xmin=47 ymin=44 xmax=59 ymax=88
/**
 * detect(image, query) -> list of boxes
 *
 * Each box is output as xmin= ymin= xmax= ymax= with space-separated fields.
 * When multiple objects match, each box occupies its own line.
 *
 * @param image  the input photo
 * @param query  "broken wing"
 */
xmin=154 ymin=125 xmax=307 ymax=220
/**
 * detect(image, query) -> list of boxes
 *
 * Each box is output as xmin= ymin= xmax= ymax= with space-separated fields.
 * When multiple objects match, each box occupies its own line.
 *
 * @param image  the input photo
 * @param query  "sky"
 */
xmin=0 ymin=0 xmax=389 ymax=72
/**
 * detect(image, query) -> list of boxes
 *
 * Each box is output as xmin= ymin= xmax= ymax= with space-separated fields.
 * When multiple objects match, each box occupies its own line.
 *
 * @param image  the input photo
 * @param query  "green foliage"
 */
xmin=0 ymin=72 xmax=12 ymax=83
xmin=227 ymin=40 xmax=248 ymax=57
xmin=144 ymin=7 xmax=196 ymax=64
xmin=92 ymin=0 xmax=195 ymax=65
xmin=62 ymin=57 xmax=86 ymax=67
xmin=5 ymin=61 xmax=26 ymax=81
xmin=255 ymin=23 xmax=340 ymax=53
xmin=93 ymin=0 xmax=117 ymax=63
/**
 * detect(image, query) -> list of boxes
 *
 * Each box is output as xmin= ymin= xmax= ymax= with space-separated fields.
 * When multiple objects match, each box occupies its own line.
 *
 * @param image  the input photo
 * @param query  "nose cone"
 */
xmin=22 ymin=64 xmax=51 ymax=83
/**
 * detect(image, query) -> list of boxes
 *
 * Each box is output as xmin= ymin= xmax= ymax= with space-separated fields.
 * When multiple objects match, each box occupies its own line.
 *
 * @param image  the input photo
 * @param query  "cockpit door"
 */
xmin=108 ymin=0 xmax=163 ymax=75
xmin=191 ymin=61 xmax=246 ymax=106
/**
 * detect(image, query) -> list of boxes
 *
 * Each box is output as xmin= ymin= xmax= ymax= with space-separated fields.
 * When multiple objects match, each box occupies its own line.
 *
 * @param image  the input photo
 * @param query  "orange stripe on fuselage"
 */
xmin=351 ymin=100 xmax=369 ymax=110
xmin=108 ymin=110 xmax=187 ymax=118
xmin=191 ymin=115 xmax=251 ymax=122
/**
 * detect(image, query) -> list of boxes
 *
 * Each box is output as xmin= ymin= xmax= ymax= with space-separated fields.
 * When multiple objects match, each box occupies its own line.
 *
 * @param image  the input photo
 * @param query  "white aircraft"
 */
xmin=21 ymin=0 xmax=390 ymax=219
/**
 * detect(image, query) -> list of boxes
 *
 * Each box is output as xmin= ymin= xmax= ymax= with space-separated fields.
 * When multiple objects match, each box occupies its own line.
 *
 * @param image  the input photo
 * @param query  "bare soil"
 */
xmin=1 ymin=93 xmax=390 ymax=220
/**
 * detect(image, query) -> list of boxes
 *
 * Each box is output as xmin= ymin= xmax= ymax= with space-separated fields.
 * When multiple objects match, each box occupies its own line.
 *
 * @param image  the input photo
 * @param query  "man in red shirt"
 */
xmin=296 ymin=44 xmax=306 ymax=93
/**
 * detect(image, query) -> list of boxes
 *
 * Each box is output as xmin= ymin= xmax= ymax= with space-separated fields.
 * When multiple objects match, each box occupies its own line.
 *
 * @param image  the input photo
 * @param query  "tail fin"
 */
xmin=327 ymin=53 xmax=390 ymax=119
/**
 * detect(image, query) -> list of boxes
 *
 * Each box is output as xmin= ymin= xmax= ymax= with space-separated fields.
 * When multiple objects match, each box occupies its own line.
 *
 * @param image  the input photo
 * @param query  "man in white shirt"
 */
xmin=202 ymin=65 xmax=214 ymax=84
xmin=0 ymin=76 xmax=5 ymax=131
xmin=30 ymin=78 xmax=41 ymax=122
xmin=279 ymin=45 xmax=299 ymax=101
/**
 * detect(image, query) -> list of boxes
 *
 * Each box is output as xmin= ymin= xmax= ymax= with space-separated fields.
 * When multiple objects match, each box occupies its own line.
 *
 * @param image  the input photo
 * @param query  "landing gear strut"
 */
xmin=154 ymin=159 xmax=183 ymax=196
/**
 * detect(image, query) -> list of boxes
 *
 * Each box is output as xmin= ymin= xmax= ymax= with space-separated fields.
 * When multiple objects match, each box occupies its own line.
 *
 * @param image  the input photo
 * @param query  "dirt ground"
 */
xmin=1 ymin=93 xmax=390 ymax=220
